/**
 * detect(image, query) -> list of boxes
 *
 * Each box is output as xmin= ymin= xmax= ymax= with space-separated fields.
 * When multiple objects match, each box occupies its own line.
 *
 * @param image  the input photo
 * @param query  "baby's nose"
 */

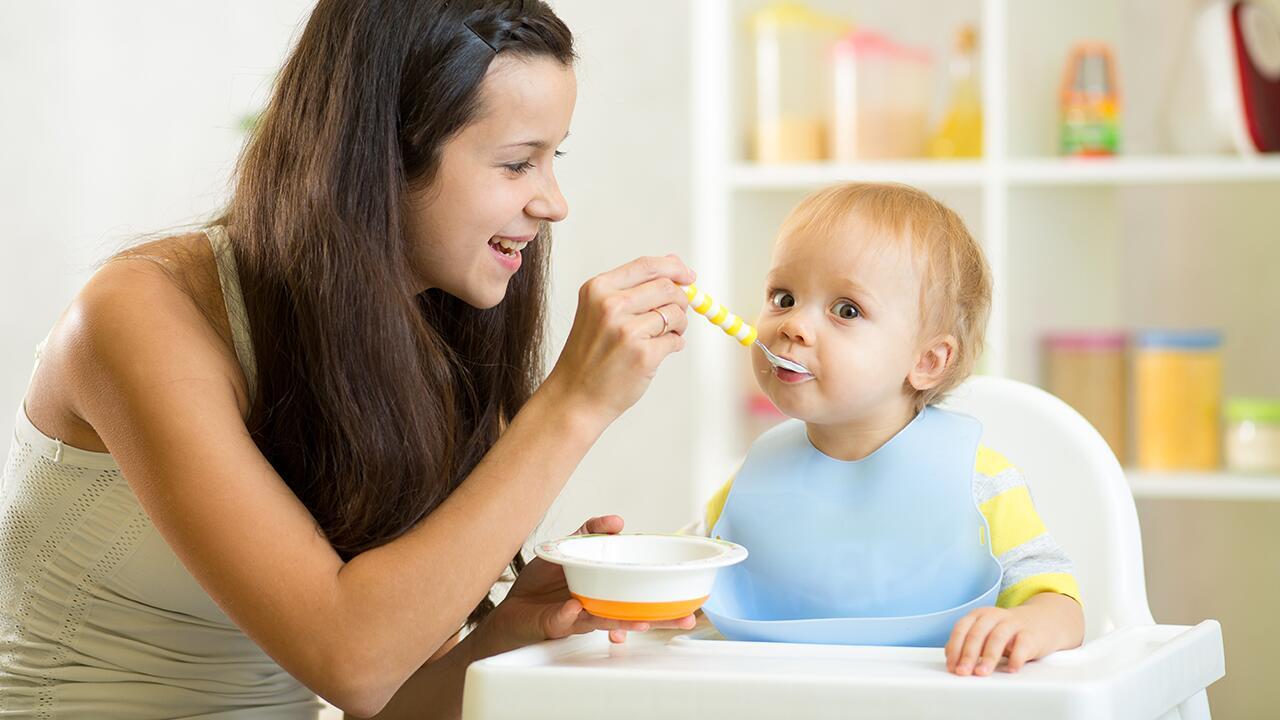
xmin=778 ymin=319 xmax=809 ymax=345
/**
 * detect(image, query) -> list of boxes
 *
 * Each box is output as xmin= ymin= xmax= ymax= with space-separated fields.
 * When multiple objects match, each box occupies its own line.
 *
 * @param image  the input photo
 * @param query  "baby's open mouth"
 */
xmin=774 ymin=366 xmax=814 ymax=384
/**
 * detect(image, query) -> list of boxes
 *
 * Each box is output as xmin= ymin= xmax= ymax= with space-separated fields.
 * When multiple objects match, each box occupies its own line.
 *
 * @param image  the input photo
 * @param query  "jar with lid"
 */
xmin=1134 ymin=329 xmax=1223 ymax=471
xmin=829 ymin=30 xmax=933 ymax=160
xmin=749 ymin=2 xmax=846 ymax=163
xmin=1225 ymin=398 xmax=1280 ymax=474
xmin=1043 ymin=331 xmax=1127 ymax=463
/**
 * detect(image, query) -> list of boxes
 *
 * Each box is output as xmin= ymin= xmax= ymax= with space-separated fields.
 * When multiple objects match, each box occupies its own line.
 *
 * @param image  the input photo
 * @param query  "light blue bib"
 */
xmin=702 ymin=406 xmax=1001 ymax=646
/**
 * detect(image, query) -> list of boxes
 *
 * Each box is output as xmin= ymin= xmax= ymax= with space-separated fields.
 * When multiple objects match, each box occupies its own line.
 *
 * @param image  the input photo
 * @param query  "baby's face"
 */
xmin=753 ymin=219 xmax=926 ymax=427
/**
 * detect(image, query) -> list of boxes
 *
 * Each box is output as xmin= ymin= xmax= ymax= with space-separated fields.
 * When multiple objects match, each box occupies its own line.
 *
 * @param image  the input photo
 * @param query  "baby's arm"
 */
xmin=944 ymin=591 xmax=1083 ymax=675
xmin=946 ymin=450 xmax=1084 ymax=675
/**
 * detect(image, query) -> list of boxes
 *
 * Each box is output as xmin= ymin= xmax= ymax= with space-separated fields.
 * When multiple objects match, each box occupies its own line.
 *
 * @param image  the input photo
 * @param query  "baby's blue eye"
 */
xmin=769 ymin=290 xmax=795 ymax=309
xmin=832 ymin=300 xmax=860 ymax=320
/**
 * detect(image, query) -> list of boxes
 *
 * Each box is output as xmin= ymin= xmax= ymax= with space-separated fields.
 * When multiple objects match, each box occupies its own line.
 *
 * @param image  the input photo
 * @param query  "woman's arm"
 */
xmin=358 ymin=513 xmax=696 ymax=720
xmin=352 ymin=630 xmax=461 ymax=720
xmin=69 ymin=255 xmax=692 ymax=716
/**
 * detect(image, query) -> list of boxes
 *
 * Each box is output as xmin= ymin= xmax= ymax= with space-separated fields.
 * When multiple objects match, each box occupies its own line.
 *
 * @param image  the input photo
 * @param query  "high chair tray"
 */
xmin=462 ymin=617 xmax=1223 ymax=720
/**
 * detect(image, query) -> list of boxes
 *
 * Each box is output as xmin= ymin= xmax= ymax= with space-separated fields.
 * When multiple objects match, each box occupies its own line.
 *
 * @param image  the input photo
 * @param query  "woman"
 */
xmin=0 ymin=1 xmax=694 ymax=717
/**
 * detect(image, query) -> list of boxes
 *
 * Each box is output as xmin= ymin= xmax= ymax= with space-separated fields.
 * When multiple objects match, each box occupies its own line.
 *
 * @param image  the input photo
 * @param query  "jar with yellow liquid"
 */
xmin=930 ymin=25 xmax=983 ymax=158
xmin=1134 ymin=330 xmax=1223 ymax=471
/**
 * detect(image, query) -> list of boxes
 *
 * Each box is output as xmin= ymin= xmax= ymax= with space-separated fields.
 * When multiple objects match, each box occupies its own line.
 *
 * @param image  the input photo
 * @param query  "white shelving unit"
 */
xmin=1007 ymin=155 xmax=1280 ymax=185
xmin=688 ymin=0 xmax=1280 ymax=508
xmin=729 ymin=156 xmax=1280 ymax=190
xmin=1126 ymin=471 xmax=1280 ymax=502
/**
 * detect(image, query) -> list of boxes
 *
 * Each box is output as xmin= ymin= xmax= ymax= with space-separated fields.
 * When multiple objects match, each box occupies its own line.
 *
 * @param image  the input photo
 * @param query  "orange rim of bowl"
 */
xmin=572 ymin=593 xmax=709 ymax=622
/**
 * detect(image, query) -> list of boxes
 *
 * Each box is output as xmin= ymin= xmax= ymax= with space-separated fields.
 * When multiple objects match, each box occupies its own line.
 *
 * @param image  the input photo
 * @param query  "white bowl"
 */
xmin=534 ymin=533 xmax=748 ymax=622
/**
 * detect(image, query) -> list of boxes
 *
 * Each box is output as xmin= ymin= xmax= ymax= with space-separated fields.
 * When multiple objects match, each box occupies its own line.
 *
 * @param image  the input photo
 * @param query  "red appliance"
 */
xmin=1169 ymin=0 xmax=1280 ymax=154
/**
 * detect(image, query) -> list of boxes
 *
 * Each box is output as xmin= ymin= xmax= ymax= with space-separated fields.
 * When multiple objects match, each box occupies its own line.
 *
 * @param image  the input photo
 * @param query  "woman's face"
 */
xmin=407 ymin=55 xmax=576 ymax=307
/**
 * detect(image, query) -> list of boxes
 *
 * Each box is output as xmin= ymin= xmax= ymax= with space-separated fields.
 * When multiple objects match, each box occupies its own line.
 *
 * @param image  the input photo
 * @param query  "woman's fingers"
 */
xmin=653 ymin=614 xmax=698 ymax=630
xmin=589 ymin=255 xmax=695 ymax=296
xmin=639 ymin=302 xmax=690 ymax=339
xmin=646 ymin=327 xmax=686 ymax=364
xmin=576 ymin=515 xmax=624 ymax=536
xmin=547 ymin=255 xmax=696 ymax=425
xmin=614 ymin=277 xmax=691 ymax=321
xmin=554 ymin=598 xmax=584 ymax=628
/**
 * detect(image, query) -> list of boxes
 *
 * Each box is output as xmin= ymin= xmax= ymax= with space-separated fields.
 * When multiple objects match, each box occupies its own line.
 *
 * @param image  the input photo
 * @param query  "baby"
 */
xmin=698 ymin=182 xmax=1083 ymax=676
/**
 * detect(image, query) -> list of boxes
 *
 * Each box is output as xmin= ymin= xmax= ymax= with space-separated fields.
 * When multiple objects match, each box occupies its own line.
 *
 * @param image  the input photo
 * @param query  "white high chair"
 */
xmin=461 ymin=376 xmax=1225 ymax=720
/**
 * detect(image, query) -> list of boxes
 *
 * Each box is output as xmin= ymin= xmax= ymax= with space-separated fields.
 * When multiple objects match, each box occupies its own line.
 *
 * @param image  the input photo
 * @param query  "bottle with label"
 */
xmin=1060 ymin=42 xmax=1121 ymax=156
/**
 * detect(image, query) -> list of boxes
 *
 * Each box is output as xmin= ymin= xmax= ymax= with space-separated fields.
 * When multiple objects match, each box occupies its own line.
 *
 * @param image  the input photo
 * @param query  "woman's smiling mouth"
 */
xmin=488 ymin=234 xmax=533 ymax=271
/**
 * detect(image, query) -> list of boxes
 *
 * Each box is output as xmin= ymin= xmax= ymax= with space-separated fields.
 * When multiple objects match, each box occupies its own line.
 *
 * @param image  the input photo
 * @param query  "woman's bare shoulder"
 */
xmin=106 ymin=231 xmax=227 ymax=319
xmin=25 ymin=231 xmax=249 ymax=451
xmin=73 ymin=230 xmax=232 ymax=350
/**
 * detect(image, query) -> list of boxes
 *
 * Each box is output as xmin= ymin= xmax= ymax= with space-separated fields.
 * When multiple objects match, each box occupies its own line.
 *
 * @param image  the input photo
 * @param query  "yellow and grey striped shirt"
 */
xmin=698 ymin=445 xmax=1082 ymax=609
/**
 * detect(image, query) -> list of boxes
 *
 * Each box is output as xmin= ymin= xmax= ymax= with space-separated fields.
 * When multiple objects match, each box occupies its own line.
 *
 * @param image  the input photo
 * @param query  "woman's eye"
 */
xmin=505 ymin=152 xmax=563 ymax=176
xmin=769 ymin=290 xmax=795 ymax=309
xmin=832 ymin=301 xmax=861 ymax=320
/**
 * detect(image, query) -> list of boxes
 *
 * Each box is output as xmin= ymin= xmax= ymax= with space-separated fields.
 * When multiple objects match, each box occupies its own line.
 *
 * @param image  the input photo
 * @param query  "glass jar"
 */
xmin=1134 ymin=330 xmax=1223 ymax=471
xmin=750 ymin=2 xmax=846 ymax=163
xmin=1043 ymin=331 xmax=1127 ymax=463
xmin=830 ymin=30 xmax=933 ymax=160
xmin=1225 ymin=398 xmax=1280 ymax=474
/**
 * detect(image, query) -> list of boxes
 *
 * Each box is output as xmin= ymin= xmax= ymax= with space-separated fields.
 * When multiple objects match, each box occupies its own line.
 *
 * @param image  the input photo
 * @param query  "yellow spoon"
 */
xmin=682 ymin=284 xmax=810 ymax=374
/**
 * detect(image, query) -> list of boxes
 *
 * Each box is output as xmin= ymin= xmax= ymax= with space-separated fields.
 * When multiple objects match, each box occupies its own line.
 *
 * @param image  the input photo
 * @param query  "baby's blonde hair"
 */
xmin=777 ymin=182 xmax=992 ymax=410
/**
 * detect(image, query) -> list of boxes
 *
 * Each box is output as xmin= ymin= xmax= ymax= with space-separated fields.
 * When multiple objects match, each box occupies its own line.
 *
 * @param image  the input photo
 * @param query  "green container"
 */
xmin=1224 ymin=397 xmax=1280 ymax=474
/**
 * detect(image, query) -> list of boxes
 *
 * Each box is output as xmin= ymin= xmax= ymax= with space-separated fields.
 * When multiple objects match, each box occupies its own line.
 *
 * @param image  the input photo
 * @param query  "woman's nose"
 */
xmin=528 ymin=171 xmax=568 ymax=223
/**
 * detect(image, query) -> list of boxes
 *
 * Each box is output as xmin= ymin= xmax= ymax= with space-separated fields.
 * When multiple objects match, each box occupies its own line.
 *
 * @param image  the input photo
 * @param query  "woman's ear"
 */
xmin=908 ymin=335 xmax=958 ymax=392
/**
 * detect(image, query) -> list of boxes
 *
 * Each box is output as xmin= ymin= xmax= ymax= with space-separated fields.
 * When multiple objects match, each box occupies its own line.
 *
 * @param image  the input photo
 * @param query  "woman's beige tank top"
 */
xmin=0 ymin=227 xmax=321 ymax=718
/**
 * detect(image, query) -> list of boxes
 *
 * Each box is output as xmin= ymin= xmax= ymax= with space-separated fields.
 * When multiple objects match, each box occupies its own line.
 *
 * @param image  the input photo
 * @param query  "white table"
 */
xmin=462 ymin=617 xmax=1224 ymax=719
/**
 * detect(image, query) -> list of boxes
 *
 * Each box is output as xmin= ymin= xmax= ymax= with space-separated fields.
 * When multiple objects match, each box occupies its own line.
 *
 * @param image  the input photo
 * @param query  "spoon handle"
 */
xmin=682 ymin=284 xmax=758 ymax=347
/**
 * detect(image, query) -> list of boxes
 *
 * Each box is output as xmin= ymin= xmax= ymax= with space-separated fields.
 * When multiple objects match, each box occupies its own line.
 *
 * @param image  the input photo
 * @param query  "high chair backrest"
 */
xmin=941 ymin=375 xmax=1155 ymax=641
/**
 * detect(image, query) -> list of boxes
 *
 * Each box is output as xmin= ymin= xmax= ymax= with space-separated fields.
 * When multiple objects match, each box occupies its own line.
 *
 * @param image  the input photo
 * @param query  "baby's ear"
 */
xmin=908 ymin=335 xmax=957 ymax=391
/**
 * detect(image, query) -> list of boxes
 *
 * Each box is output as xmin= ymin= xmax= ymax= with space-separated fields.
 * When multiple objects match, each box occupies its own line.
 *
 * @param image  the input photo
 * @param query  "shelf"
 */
xmin=1126 ymin=470 xmax=1280 ymax=502
xmin=729 ymin=161 xmax=987 ymax=190
xmin=1007 ymin=156 xmax=1280 ymax=185
xmin=692 ymin=0 xmax=1280 ymax=509
xmin=726 ymin=156 xmax=1280 ymax=191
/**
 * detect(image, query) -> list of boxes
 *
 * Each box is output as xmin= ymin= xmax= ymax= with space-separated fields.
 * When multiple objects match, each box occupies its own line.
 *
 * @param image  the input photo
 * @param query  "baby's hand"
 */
xmin=945 ymin=605 xmax=1052 ymax=676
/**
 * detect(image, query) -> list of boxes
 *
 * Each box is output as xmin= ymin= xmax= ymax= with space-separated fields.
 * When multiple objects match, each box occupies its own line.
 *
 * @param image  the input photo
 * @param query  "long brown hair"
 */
xmin=215 ymin=0 xmax=574 ymax=625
